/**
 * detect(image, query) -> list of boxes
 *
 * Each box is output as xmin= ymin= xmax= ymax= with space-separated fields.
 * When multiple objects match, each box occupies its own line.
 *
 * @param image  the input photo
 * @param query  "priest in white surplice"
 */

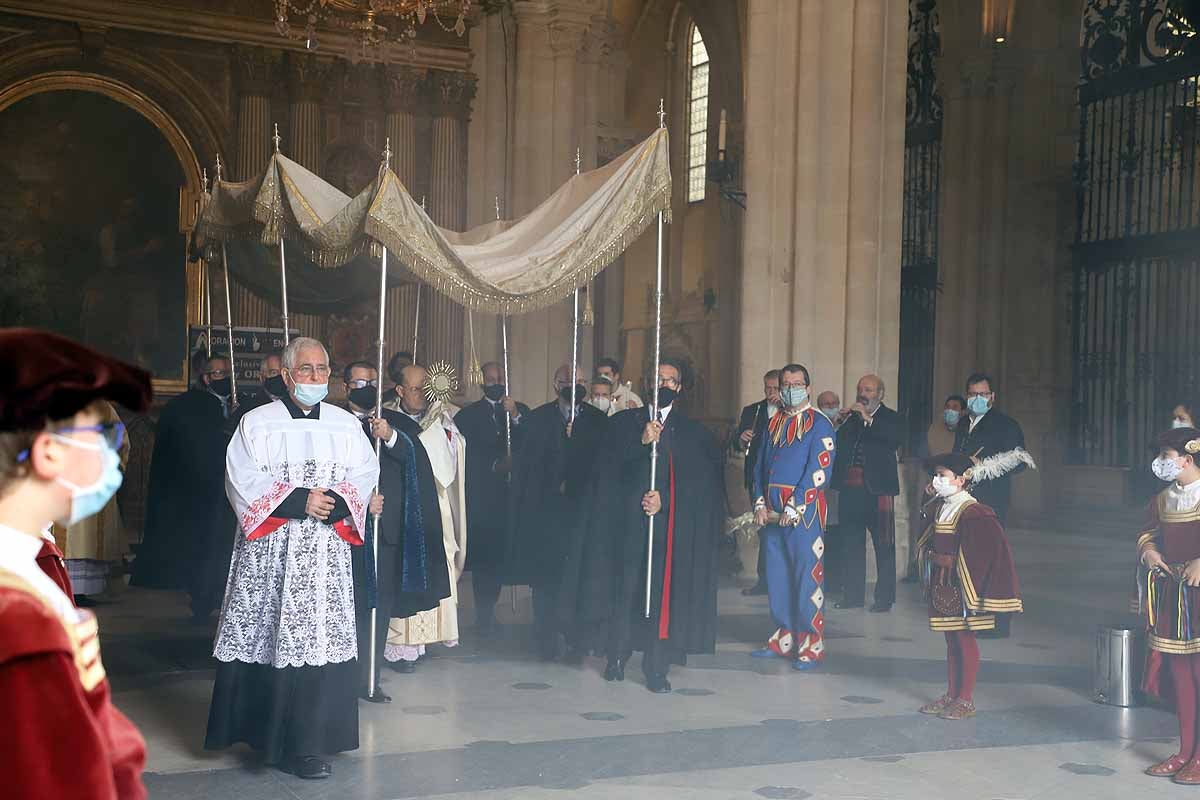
xmin=384 ymin=364 xmax=467 ymax=666
xmin=204 ymin=337 xmax=379 ymax=780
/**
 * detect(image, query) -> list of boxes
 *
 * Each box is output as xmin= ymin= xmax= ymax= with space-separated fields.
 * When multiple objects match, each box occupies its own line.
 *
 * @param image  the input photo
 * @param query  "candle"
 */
xmin=718 ymin=109 xmax=727 ymax=157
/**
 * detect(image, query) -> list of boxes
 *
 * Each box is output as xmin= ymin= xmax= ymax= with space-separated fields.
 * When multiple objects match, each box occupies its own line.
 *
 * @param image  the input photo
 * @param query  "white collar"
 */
xmin=938 ymin=490 xmax=974 ymax=521
xmin=1166 ymin=478 xmax=1200 ymax=512
xmin=0 ymin=523 xmax=76 ymax=620
xmin=658 ymin=404 xmax=674 ymax=421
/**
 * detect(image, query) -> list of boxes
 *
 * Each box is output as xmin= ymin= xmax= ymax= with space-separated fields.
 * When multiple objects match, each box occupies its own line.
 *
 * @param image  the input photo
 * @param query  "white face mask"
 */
xmin=1174 ymin=418 xmax=1192 ymax=429
xmin=930 ymin=474 xmax=959 ymax=498
xmin=1153 ymin=456 xmax=1186 ymax=483
xmin=590 ymin=396 xmax=612 ymax=413
xmin=766 ymin=403 xmax=780 ymax=418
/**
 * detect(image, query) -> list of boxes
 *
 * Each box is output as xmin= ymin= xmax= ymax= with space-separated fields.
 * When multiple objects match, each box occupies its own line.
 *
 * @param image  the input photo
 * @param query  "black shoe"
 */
xmin=390 ymin=659 xmax=416 ymax=674
xmin=288 ymin=755 xmax=331 ymax=779
xmin=603 ymin=658 xmax=625 ymax=682
xmin=645 ymin=674 xmax=672 ymax=694
xmin=741 ymin=583 xmax=767 ymax=596
xmin=834 ymin=601 xmax=864 ymax=610
xmin=360 ymin=687 xmax=392 ymax=703
xmin=869 ymin=603 xmax=893 ymax=613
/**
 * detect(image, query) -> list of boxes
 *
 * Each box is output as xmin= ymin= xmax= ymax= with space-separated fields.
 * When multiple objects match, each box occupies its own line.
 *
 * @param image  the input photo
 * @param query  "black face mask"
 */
xmin=348 ymin=386 xmax=379 ymax=410
xmin=264 ymin=374 xmax=287 ymax=398
xmin=210 ymin=377 xmax=232 ymax=397
xmin=559 ymin=385 xmax=586 ymax=404
xmin=482 ymin=384 xmax=505 ymax=402
xmin=654 ymin=387 xmax=678 ymax=408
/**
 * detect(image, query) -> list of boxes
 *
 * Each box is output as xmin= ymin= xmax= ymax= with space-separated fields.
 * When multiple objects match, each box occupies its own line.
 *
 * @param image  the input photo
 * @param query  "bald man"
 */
xmin=830 ymin=375 xmax=902 ymax=612
xmin=505 ymin=364 xmax=607 ymax=661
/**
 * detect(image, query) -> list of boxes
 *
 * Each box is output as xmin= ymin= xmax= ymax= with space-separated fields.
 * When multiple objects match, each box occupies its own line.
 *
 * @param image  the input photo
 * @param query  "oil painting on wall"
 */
xmin=0 ymin=90 xmax=187 ymax=379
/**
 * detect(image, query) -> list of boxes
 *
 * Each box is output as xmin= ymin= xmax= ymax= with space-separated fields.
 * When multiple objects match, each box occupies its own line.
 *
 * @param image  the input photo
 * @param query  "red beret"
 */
xmin=0 ymin=328 xmax=153 ymax=431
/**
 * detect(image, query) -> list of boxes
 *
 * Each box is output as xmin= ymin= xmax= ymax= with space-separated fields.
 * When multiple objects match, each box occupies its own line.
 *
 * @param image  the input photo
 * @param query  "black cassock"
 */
xmin=132 ymin=388 xmax=231 ymax=614
xmin=597 ymin=406 xmax=722 ymax=676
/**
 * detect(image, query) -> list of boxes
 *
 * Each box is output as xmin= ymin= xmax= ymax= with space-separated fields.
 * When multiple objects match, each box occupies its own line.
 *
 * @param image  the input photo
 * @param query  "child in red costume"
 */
xmin=0 ymin=328 xmax=151 ymax=800
xmin=1139 ymin=427 xmax=1200 ymax=784
xmin=917 ymin=452 xmax=1022 ymax=721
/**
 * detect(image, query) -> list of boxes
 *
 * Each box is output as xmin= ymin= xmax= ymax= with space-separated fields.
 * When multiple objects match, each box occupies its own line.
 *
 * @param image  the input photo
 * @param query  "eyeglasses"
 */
xmin=292 ymin=364 xmax=332 ymax=378
xmin=206 ymin=369 xmax=229 ymax=378
xmin=658 ymin=377 xmax=681 ymax=388
xmin=346 ymin=379 xmax=378 ymax=389
xmin=15 ymin=421 xmax=126 ymax=463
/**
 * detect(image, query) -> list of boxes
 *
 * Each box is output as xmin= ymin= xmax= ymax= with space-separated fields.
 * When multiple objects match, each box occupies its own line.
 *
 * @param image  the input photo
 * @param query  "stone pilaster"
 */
xmin=286 ymin=52 xmax=330 ymax=171
xmin=382 ymin=65 xmax=424 ymax=189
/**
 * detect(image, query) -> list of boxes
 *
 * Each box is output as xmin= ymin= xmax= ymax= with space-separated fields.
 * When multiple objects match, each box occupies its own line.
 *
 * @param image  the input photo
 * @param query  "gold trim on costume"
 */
xmin=0 ymin=567 xmax=107 ymax=691
xmin=929 ymin=615 xmax=996 ymax=632
xmin=1149 ymin=632 xmax=1200 ymax=655
xmin=1158 ymin=492 xmax=1200 ymax=524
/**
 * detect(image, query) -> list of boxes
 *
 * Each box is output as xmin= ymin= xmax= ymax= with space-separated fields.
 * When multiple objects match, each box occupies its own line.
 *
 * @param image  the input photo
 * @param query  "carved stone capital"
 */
xmin=548 ymin=20 xmax=590 ymax=55
xmin=426 ymin=70 xmax=477 ymax=121
xmin=232 ymin=45 xmax=283 ymax=97
xmin=381 ymin=64 xmax=426 ymax=112
xmin=287 ymin=52 xmax=333 ymax=103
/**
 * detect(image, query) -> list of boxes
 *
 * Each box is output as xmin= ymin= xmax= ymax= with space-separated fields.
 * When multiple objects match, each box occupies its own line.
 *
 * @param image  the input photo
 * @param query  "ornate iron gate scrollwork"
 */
xmin=899 ymin=0 xmax=942 ymax=455
xmin=1073 ymin=0 xmax=1200 ymax=466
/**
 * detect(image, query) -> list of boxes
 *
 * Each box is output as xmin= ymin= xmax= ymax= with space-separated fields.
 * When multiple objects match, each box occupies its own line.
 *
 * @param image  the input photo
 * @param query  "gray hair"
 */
xmin=282 ymin=337 xmax=329 ymax=369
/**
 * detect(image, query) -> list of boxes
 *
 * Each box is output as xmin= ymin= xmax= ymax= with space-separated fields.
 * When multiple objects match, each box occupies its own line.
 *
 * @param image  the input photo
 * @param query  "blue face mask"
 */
xmin=967 ymin=395 xmax=990 ymax=416
xmin=293 ymin=382 xmax=329 ymax=407
xmin=53 ymin=437 xmax=123 ymax=526
xmin=781 ymin=386 xmax=808 ymax=408
xmin=943 ymin=409 xmax=961 ymax=427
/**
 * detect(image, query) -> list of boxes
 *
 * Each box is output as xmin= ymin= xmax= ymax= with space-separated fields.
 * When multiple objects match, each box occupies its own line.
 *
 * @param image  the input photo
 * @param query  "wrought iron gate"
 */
xmin=1073 ymin=0 xmax=1200 ymax=465
xmin=899 ymin=0 xmax=942 ymax=454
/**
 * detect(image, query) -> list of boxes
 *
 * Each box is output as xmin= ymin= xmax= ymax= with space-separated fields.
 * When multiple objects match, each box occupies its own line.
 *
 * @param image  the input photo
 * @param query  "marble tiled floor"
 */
xmin=98 ymin=516 xmax=1189 ymax=799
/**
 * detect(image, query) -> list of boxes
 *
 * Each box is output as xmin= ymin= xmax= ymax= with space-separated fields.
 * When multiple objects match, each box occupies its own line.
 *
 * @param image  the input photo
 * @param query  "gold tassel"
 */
xmin=466 ymin=311 xmax=483 ymax=386
xmin=582 ymin=281 xmax=595 ymax=326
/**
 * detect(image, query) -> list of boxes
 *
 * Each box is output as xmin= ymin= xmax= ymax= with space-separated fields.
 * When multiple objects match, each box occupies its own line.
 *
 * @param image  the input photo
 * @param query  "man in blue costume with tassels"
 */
xmin=751 ymin=363 xmax=836 ymax=671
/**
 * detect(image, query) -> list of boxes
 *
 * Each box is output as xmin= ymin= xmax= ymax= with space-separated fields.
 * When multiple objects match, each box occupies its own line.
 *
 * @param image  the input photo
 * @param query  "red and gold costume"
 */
xmin=0 ymin=549 xmax=147 ymax=799
xmin=1138 ymin=479 xmax=1200 ymax=779
xmin=917 ymin=488 xmax=1021 ymax=719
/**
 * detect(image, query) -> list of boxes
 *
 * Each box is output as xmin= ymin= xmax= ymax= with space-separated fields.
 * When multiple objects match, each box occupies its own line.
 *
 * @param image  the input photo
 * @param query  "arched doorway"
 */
xmin=0 ymin=72 xmax=204 ymax=391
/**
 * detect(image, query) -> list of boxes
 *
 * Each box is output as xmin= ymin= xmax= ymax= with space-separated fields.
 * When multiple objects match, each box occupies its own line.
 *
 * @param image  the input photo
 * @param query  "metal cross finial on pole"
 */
xmin=215 ymin=153 xmax=223 ymax=183
xmin=273 ymin=122 xmax=282 ymax=154
xmin=646 ymin=98 xmax=667 ymax=619
xmin=382 ymin=136 xmax=392 ymax=170
xmin=202 ymin=167 xmax=209 ymax=195
xmin=494 ymin=195 xmax=501 ymax=221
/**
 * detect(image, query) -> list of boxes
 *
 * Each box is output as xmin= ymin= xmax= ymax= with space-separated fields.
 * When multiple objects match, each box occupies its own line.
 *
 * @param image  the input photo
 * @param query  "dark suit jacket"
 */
xmin=830 ymin=403 xmax=902 ymax=497
xmin=455 ymin=397 xmax=531 ymax=570
xmin=349 ymin=406 xmax=409 ymax=547
xmin=734 ymin=400 xmax=773 ymax=494
xmin=953 ymin=408 xmax=1026 ymax=515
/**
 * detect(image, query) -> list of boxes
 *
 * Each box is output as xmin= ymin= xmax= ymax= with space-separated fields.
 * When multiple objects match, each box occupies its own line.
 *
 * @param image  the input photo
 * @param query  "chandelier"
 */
xmin=274 ymin=1 xmax=472 ymax=53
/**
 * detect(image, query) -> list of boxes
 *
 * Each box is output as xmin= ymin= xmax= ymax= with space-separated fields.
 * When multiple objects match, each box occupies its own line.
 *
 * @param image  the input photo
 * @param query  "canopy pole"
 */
xmin=502 ymin=313 xmax=516 ymax=614
xmin=569 ymin=148 xmax=582 ymax=434
xmin=645 ymin=101 xmax=666 ymax=620
xmin=273 ymin=124 xmax=291 ymax=346
xmin=367 ymin=140 xmax=392 ymax=701
xmin=201 ymin=167 xmax=213 ymax=357
xmin=220 ymin=242 xmax=239 ymax=406
xmin=412 ymin=285 xmax=421 ymax=363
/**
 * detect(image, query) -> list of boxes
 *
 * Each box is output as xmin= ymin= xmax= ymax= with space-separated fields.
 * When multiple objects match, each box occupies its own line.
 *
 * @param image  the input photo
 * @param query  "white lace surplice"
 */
xmin=214 ymin=400 xmax=380 ymax=668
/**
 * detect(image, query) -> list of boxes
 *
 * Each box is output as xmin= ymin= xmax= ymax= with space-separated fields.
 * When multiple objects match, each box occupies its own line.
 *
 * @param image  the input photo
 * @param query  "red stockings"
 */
xmin=944 ymin=630 xmax=980 ymax=702
xmin=1169 ymin=654 xmax=1200 ymax=761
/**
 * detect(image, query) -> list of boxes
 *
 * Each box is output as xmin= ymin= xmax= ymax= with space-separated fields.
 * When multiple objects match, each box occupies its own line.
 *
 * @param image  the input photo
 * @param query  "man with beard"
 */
xmin=383 ymin=364 xmax=466 ymax=671
xmin=506 ymin=365 xmax=605 ymax=660
xmin=454 ymin=362 xmax=529 ymax=634
xmin=132 ymin=351 xmax=234 ymax=620
xmin=602 ymin=357 xmax=723 ymax=692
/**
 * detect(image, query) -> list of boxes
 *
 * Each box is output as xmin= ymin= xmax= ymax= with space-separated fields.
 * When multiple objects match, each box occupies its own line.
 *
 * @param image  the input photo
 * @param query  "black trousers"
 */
xmin=838 ymin=487 xmax=895 ymax=608
xmin=472 ymin=567 xmax=503 ymax=626
xmin=352 ymin=540 xmax=395 ymax=690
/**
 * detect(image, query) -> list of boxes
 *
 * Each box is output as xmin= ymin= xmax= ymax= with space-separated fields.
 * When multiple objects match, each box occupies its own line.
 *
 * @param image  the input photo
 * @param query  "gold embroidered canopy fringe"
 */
xmin=193 ymin=129 xmax=671 ymax=316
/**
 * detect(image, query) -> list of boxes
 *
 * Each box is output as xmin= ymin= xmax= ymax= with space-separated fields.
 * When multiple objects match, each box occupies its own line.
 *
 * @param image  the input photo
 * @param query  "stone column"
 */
xmin=509 ymin=0 xmax=600 ymax=403
xmin=740 ymin=0 xmax=906 ymax=406
xmin=285 ymin=53 xmax=331 ymax=341
xmin=230 ymin=46 xmax=282 ymax=329
xmin=423 ymin=71 xmax=476 ymax=379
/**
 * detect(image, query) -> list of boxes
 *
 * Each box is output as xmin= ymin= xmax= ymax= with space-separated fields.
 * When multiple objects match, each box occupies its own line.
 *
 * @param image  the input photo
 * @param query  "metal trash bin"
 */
xmin=1093 ymin=625 xmax=1144 ymax=707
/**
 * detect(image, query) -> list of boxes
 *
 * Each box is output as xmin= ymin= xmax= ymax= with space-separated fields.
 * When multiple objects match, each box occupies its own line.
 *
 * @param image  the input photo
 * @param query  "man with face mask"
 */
xmin=454 ymin=362 xmax=530 ymax=634
xmin=505 ymin=364 xmax=606 ymax=660
xmin=589 ymin=375 xmax=616 ymax=415
xmin=928 ymin=395 xmax=967 ymax=458
xmin=733 ymin=370 xmax=781 ymax=596
xmin=0 ymin=328 xmax=152 ymax=800
xmin=750 ymin=364 xmax=837 ymax=669
xmin=598 ymin=357 xmax=724 ymax=692
xmin=131 ymin=352 xmax=235 ymax=620
xmin=830 ymin=374 xmax=902 ymax=613
xmin=596 ymin=357 xmax=644 ymax=412
xmin=952 ymin=373 xmax=1027 ymax=526
xmin=206 ymin=337 xmax=379 ymax=779
xmin=382 ymin=364 xmax=467 ymax=672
